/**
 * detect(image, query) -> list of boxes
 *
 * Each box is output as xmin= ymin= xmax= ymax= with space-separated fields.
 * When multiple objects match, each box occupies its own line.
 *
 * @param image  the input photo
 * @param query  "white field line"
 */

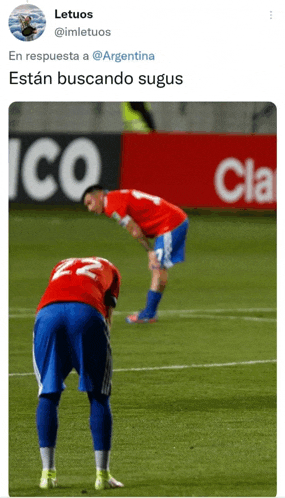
xmin=9 ymin=359 xmax=276 ymax=377
xmin=9 ymin=313 xmax=276 ymax=323
xmin=9 ymin=314 xmax=38 ymax=318
xmin=178 ymin=314 xmax=276 ymax=322
xmin=9 ymin=307 xmax=276 ymax=313
xmin=9 ymin=307 xmax=277 ymax=321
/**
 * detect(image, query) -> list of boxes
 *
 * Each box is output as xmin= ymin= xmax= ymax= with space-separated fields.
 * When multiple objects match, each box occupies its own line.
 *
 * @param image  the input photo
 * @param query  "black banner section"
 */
xmin=9 ymin=134 xmax=121 ymax=204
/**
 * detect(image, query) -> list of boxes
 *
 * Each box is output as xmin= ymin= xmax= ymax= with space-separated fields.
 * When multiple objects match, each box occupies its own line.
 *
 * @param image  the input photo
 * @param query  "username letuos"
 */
xmin=55 ymin=9 xmax=93 ymax=19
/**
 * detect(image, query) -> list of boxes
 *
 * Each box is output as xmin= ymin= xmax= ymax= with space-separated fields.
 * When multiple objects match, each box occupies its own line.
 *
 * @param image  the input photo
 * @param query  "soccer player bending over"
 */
xmin=82 ymin=186 xmax=189 ymax=323
xmin=33 ymin=256 xmax=124 ymax=490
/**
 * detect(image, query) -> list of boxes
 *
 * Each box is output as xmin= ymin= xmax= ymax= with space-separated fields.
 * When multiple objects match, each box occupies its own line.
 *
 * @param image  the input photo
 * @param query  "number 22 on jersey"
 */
xmin=51 ymin=258 xmax=102 ymax=281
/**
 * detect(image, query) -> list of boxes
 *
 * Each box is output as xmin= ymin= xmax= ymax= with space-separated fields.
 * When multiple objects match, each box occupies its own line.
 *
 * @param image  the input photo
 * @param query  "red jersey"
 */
xmin=104 ymin=189 xmax=187 ymax=238
xmin=37 ymin=257 xmax=121 ymax=319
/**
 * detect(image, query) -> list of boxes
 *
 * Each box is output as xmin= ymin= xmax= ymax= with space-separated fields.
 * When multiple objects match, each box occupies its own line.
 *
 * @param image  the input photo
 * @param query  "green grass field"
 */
xmin=9 ymin=207 xmax=276 ymax=497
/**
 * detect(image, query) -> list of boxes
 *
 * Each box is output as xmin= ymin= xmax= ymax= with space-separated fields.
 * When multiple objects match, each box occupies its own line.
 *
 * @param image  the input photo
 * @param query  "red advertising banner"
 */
xmin=120 ymin=133 xmax=276 ymax=210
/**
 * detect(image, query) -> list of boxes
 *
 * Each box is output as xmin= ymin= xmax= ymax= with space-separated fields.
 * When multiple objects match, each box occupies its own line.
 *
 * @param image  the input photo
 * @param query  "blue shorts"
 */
xmin=33 ymin=302 xmax=112 ymax=397
xmin=154 ymin=218 xmax=189 ymax=269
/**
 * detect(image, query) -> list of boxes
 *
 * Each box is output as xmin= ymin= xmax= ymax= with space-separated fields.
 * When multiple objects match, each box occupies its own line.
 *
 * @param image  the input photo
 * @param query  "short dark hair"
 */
xmin=81 ymin=184 xmax=104 ymax=204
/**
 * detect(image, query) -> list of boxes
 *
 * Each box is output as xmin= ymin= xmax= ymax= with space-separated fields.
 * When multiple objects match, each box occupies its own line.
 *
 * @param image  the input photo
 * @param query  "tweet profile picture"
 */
xmin=9 ymin=4 xmax=46 ymax=41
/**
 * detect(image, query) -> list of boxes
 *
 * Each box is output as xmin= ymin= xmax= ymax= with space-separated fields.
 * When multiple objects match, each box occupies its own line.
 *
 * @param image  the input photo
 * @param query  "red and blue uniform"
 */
xmin=33 ymin=257 xmax=120 ymax=396
xmin=33 ymin=257 xmax=120 ymax=453
xmin=104 ymin=189 xmax=189 ymax=269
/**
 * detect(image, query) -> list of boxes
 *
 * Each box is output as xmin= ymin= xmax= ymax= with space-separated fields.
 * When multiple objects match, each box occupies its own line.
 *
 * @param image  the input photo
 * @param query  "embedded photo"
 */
xmin=9 ymin=101 xmax=276 ymax=497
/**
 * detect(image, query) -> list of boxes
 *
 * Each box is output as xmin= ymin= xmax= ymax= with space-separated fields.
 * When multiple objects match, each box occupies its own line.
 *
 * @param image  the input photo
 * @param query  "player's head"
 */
xmin=81 ymin=184 xmax=105 ymax=214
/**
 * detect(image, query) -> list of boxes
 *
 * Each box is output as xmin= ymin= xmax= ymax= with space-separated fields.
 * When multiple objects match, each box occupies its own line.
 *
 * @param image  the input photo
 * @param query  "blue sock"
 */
xmin=88 ymin=393 xmax=112 ymax=451
xmin=138 ymin=290 xmax=163 ymax=319
xmin=36 ymin=393 xmax=60 ymax=448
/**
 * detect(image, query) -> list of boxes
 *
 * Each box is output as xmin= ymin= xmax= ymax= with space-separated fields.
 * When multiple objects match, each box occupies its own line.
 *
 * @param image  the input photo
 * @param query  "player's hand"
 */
xmin=106 ymin=307 xmax=113 ymax=330
xmin=148 ymin=251 xmax=160 ymax=270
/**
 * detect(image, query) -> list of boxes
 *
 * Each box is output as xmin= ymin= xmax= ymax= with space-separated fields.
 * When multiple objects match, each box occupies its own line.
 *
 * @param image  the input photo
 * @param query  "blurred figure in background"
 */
xmin=121 ymin=102 xmax=156 ymax=133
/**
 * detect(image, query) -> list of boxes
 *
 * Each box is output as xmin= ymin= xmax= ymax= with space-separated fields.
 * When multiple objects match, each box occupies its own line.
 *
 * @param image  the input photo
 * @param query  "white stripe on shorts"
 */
xmin=101 ymin=323 xmax=112 ymax=395
xmin=163 ymin=231 xmax=173 ymax=269
xmin=32 ymin=331 xmax=43 ymax=396
xmin=102 ymin=346 xmax=112 ymax=395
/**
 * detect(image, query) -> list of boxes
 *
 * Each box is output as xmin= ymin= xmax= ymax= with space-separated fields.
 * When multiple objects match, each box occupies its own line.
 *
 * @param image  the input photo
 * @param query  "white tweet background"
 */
xmin=3 ymin=0 xmax=284 ymax=496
